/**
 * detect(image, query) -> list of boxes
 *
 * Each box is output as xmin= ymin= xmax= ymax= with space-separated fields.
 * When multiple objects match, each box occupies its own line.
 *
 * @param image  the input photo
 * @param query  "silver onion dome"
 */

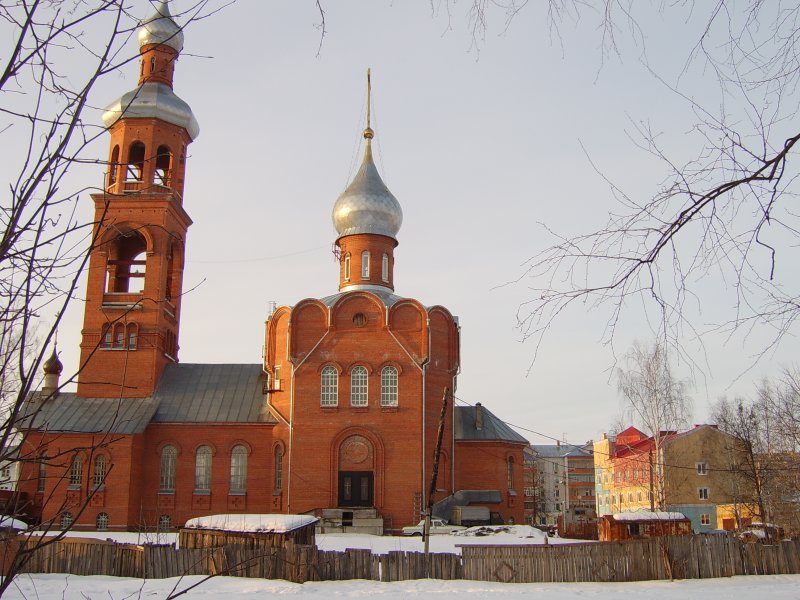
xmin=137 ymin=0 xmax=184 ymax=53
xmin=332 ymin=140 xmax=403 ymax=241
xmin=102 ymin=81 xmax=200 ymax=140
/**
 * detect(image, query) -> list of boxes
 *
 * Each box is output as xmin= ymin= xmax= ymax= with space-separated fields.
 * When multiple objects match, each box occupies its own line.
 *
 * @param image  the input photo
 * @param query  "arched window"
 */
xmin=126 ymin=142 xmax=146 ymax=182
xmin=343 ymin=253 xmax=351 ymax=281
xmin=37 ymin=457 xmax=46 ymax=493
xmin=69 ymin=455 xmax=82 ymax=487
xmin=108 ymin=145 xmax=120 ymax=186
xmin=320 ymin=366 xmax=338 ymax=406
xmin=60 ymin=512 xmax=73 ymax=529
xmin=230 ymin=445 xmax=247 ymax=493
xmin=113 ymin=323 xmax=125 ymax=349
xmin=96 ymin=512 xmax=109 ymax=530
xmin=380 ymin=366 xmax=398 ymax=406
xmin=101 ymin=325 xmax=112 ymax=349
xmin=150 ymin=56 xmax=157 ymax=72
xmin=382 ymin=253 xmax=389 ymax=282
xmin=158 ymin=514 xmax=172 ymax=531
xmin=155 ymin=145 xmax=172 ymax=187
xmin=507 ymin=457 xmax=514 ymax=490
xmin=195 ymin=445 xmax=212 ymax=493
xmin=93 ymin=455 xmax=107 ymax=488
xmin=159 ymin=445 xmax=177 ymax=493
xmin=361 ymin=251 xmax=370 ymax=279
xmin=126 ymin=323 xmax=138 ymax=350
xmin=350 ymin=366 xmax=368 ymax=407
xmin=274 ymin=446 xmax=283 ymax=491
xmin=106 ymin=230 xmax=147 ymax=293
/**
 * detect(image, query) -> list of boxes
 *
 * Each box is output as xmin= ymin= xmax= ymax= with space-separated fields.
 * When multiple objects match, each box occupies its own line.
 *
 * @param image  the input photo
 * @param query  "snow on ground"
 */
xmin=5 ymin=573 xmax=800 ymax=599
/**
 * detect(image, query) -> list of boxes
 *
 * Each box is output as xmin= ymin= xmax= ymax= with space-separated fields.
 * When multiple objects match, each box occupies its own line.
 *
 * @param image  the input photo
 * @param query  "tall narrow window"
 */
xmin=127 ymin=324 xmax=138 ymax=350
xmin=150 ymin=56 xmax=156 ymax=72
xmin=320 ymin=366 xmax=339 ymax=406
xmin=159 ymin=445 xmax=177 ymax=493
xmin=101 ymin=325 xmax=112 ymax=349
xmin=344 ymin=253 xmax=351 ymax=281
xmin=274 ymin=446 xmax=283 ymax=491
xmin=113 ymin=323 xmax=125 ymax=349
xmin=361 ymin=251 xmax=370 ymax=279
xmin=507 ymin=457 xmax=514 ymax=490
xmin=108 ymin=145 xmax=120 ymax=186
xmin=69 ymin=455 xmax=82 ymax=487
xmin=96 ymin=512 xmax=109 ymax=530
xmin=37 ymin=458 xmax=46 ymax=493
xmin=380 ymin=366 xmax=398 ymax=406
xmin=382 ymin=253 xmax=389 ymax=282
xmin=351 ymin=366 xmax=368 ymax=406
xmin=93 ymin=455 xmax=107 ymax=488
xmin=126 ymin=142 xmax=145 ymax=182
xmin=699 ymin=487 xmax=709 ymax=500
xmin=230 ymin=445 xmax=247 ymax=493
xmin=195 ymin=446 xmax=212 ymax=493
xmin=155 ymin=145 xmax=172 ymax=187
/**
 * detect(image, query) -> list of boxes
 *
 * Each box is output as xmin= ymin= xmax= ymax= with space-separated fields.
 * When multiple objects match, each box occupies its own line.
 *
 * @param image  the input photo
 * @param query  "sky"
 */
xmin=18 ymin=1 xmax=800 ymax=445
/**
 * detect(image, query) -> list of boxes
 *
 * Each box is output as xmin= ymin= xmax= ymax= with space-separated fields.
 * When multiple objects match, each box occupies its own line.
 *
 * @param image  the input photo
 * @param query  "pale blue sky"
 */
xmin=22 ymin=1 xmax=800 ymax=444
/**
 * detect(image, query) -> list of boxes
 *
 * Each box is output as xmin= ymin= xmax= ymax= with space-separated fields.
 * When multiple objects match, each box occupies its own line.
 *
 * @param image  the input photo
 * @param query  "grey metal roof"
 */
xmin=152 ymin=363 xmax=273 ymax=423
xmin=19 ymin=393 xmax=158 ymax=434
xmin=137 ymin=0 xmax=184 ymax=53
xmin=454 ymin=405 xmax=529 ymax=444
xmin=103 ymin=82 xmax=200 ymax=140
xmin=320 ymin=288 xmax=405 ymax=309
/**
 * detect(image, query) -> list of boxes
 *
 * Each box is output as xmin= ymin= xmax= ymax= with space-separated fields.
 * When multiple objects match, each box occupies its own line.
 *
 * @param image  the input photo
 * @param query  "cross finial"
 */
xmin=363 ymin=68 xmax=374 ymax=140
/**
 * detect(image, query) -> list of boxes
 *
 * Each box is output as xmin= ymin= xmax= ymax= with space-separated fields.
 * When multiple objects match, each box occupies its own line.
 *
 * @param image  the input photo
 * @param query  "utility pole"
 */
xmin=423 ymin=387 xmax=450 ymax=555
xmin=649 ymin=448 xmax=655 ymax=512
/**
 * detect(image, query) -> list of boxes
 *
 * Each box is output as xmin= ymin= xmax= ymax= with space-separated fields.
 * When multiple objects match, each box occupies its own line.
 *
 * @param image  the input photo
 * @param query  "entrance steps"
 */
xmin=314 ymin=507 xmax=384 ymax=535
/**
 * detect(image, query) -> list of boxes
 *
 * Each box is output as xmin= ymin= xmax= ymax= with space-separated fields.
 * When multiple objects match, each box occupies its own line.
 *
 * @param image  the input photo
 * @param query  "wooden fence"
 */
xmin=10 ymin=535 xmax=800 ymax=584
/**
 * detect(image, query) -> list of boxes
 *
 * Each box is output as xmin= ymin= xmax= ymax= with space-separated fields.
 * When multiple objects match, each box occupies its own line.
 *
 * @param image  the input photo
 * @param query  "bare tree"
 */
xmin=448 ymin=2 xmax=800 ymax=364
xmin=0 ymin=0 xmax=223 ymax=591
xmin=617 ymin=341 xmax=692 ymax=509
xmin=711 ymin=394 xmax=780 ymax=538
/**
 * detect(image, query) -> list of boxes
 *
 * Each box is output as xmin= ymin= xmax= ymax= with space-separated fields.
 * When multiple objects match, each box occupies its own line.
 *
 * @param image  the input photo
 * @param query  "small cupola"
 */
xmin=42 ymin=347 xmax=63 ymax=395
xmin=137 ymin=0 xmax=184 ymax=53
xmin=332 ymin=70 xmax=403 ymax=293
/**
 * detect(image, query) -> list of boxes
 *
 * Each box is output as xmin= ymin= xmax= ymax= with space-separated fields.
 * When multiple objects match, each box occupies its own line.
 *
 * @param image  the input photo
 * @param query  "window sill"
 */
xmin=193 ymin=490 xmax=211 ymax=496
xmin=380 ymin=405 xmax=398 ymax=412
xmin=67 ymin=484 xmax=81 ymax=491
xmin=158 ymin=491 xmax=175 ymax=496
xmin=321 ymin=405 xmax=339 ymax=410
xmin=350 ymin=406 xmax=369 ymax=412
xmin=229 ymin=490 xmax=246 ymax=496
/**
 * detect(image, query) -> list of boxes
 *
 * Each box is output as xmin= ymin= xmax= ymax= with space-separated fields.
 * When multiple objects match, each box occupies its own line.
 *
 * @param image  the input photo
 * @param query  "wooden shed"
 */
xmin=599 ymin=511 xmax=692 ymax=542
xmin=180 ymin=514 xmax=318 ymax=549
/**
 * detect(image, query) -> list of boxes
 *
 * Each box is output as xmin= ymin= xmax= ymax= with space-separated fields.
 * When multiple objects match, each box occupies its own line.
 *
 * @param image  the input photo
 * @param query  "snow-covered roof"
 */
xmin=0 ymin=516 xmax=27 ymax=530
xmin=612 ymin=511 xmax=686 ymax=522
xmin=183 ymin=514 xmax=318 ymax=533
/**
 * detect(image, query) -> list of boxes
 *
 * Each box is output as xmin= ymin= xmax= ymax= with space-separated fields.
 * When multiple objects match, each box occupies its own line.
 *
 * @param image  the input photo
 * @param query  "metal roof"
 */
xmin=454 ymin=405 xmax=529 ymax=444
xmin=19 ymin=393 xmax=158 ymax=434
xmin=152 ymin=363 xmax=272 ymax=423
xmin=320 ymin=288 xmax=405 ymax=309
xmin=20 ymin=363 xmax=275 ymax=434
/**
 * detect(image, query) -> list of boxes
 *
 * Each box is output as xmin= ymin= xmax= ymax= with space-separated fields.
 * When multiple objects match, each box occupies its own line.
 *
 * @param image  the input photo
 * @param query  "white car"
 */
xmin=401 ymin=518 xmax=466 ymax=536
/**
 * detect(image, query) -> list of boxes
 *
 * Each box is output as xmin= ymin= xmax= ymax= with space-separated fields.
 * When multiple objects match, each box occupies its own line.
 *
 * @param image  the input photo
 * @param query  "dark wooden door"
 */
xmin=338 ymin=471 xmax=373 ymax=507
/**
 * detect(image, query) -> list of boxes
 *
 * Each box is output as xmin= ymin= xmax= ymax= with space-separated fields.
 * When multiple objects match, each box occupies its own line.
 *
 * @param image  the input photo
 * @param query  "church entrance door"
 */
xmin=338 ymin=471 xmax=373 ymax=507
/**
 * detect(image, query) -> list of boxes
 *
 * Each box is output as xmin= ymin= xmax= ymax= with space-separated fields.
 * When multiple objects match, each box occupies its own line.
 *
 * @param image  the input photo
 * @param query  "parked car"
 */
xmin=401 ymin=519 xmax=466 ymax=536
xmin=737 ymin=523 xmax=785 ymax=543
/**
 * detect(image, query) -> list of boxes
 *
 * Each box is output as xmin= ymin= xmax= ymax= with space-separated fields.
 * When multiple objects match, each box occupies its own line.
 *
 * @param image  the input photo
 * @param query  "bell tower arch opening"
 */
xmin=105 ymin=230 xmax=147 ymax=294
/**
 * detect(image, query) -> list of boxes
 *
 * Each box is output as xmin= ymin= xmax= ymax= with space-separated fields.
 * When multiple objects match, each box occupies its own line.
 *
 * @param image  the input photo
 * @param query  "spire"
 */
xmin=331 ymin=70 xmax=402 ymax=242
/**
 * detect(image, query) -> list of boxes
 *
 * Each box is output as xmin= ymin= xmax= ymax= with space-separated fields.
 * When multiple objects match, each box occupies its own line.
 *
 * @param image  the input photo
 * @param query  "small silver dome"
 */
xmin=333 ymin=141 xmax=403 ymax=241
xmin=102 ymin=81 xmax=200 ymax=140
xmin=137 ymin=0 xmax=184 ymax=53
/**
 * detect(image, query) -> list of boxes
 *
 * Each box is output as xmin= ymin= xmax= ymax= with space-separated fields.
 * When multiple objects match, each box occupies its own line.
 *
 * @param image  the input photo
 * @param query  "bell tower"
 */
xmin=78 ymin=1 xmax=199 ymax=398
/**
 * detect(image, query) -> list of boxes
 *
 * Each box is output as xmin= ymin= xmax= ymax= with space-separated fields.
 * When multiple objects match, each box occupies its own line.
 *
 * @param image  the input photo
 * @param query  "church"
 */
xmin=18 ymin=1 xmax=528 ymax=533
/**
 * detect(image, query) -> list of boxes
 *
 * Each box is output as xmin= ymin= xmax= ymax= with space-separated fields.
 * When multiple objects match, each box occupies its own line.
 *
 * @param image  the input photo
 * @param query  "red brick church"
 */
xmin=18 ymin=1 xmax=527 ymax=532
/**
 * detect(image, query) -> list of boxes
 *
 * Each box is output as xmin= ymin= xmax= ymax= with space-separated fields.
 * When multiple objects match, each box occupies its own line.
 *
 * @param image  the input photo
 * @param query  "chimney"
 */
xmin=475 ymin=402 xmax=483 ymax=431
